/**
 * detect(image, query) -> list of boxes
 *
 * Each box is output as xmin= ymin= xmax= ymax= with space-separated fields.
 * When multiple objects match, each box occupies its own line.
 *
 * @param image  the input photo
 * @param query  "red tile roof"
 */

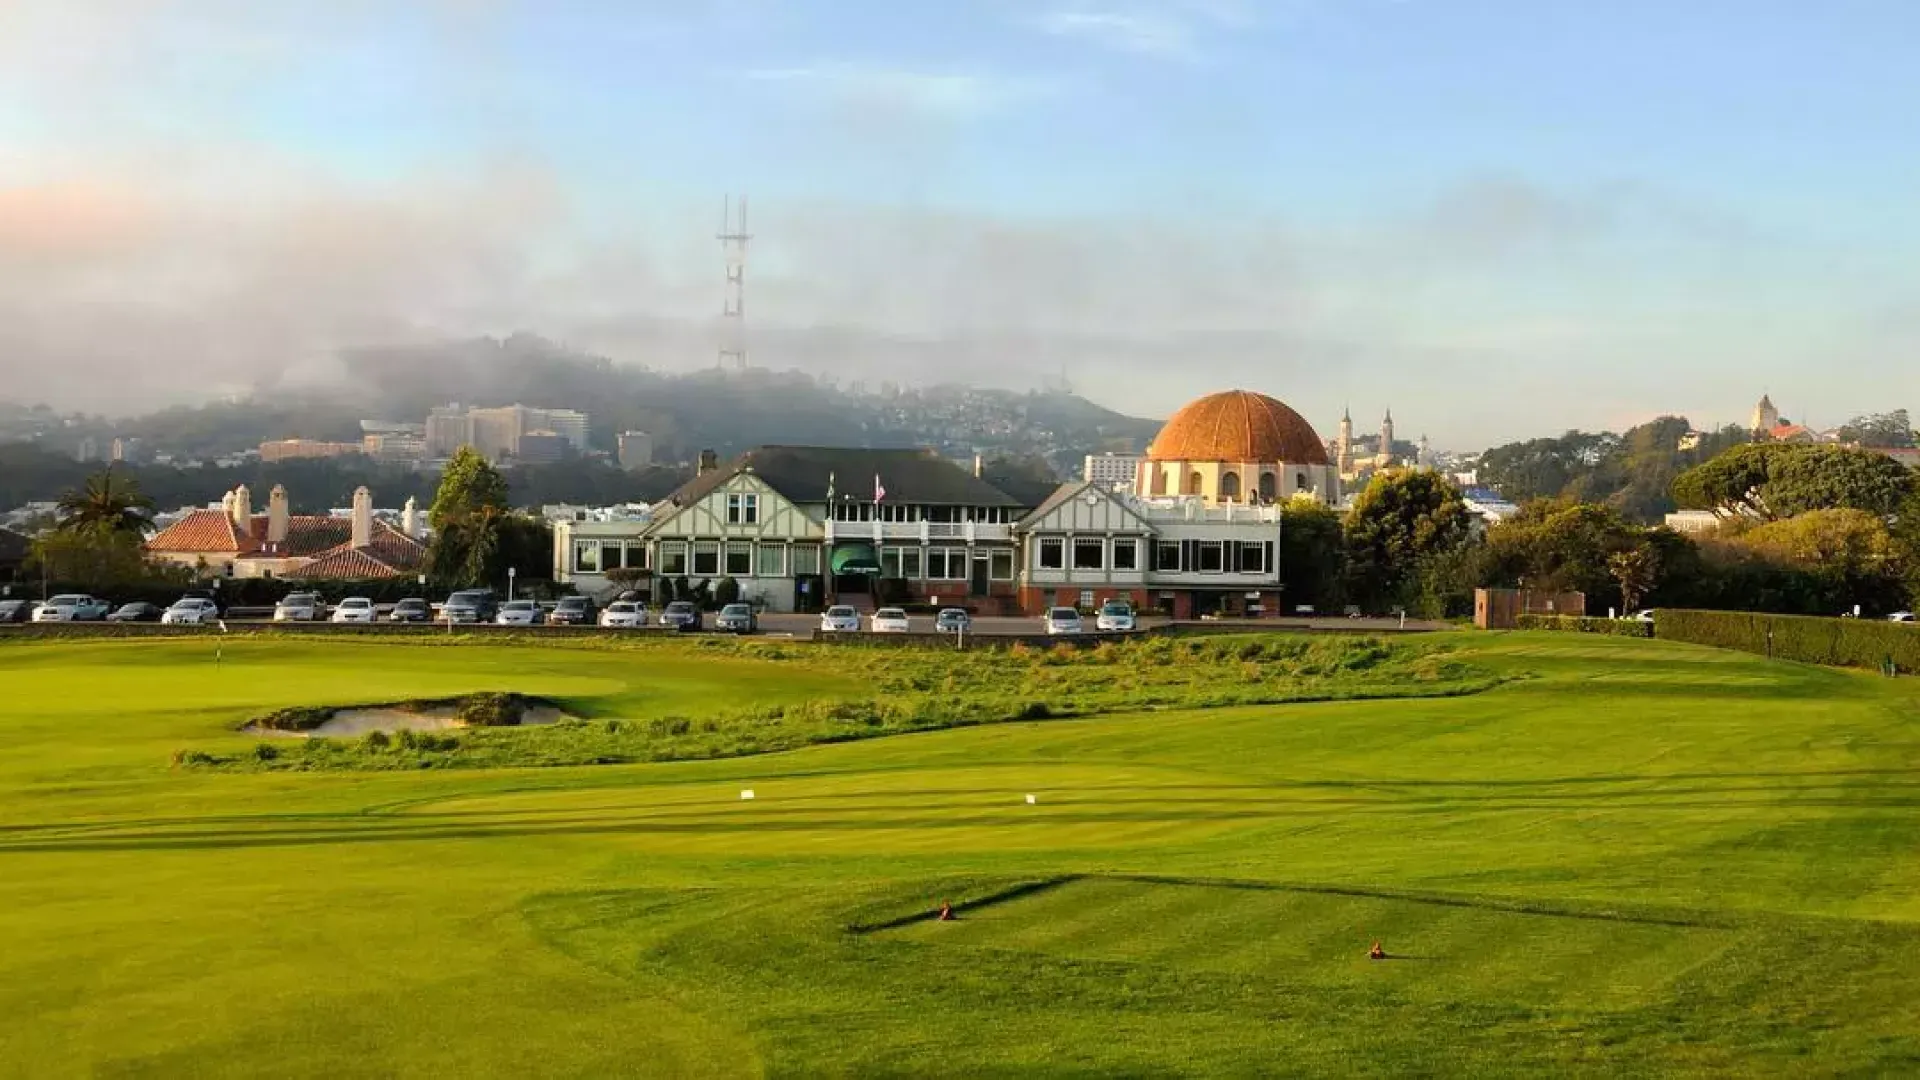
xmin=146 ymin=510 xmax=248 ymax=554
xmin=283 ymin=523 xmax=426 ymax=581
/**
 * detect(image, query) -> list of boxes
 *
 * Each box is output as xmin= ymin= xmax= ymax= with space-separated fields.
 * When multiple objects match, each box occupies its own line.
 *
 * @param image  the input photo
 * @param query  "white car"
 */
xmin=32 ymin=594 xmax=112 ymax=622
xmin=330 ymin=597 xmax=377 ymax=624
xmin=820 ymin=605 xmax=861 ymax=633
xmin=1094 ymin=601 xmax=1137 ymax=633
xmin=1044 ymin=607 xmax=1083 ymax=636
xmin=870 ymin=607 xmax=911 ymax=634
xmin=495 ymin=600 xmax=542 ymax=626
xmin=1890 ymin=612 xmax=1916 ymax=623
xmin=162 ymin=598 xmax=220 ymax=625
xmin=1628 ymin=610 xmax=1655 ymax=623
xmin=599 ymin=602 xmax=648 ymax=628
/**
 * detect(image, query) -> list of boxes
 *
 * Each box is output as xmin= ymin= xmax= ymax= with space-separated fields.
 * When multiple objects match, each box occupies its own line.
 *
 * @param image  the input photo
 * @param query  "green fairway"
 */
xmin=2 ymin=633 xmax=1918 ymax=1076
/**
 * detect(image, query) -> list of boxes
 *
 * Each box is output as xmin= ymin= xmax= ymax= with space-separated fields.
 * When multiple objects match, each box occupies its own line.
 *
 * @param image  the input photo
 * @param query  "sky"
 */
xmin=1 ymin=0 xmax=1917 ymax=446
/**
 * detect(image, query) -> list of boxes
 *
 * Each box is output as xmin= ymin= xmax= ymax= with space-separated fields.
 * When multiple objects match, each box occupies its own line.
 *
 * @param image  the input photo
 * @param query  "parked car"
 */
xmin=388 ymin=597 xmax=432 ymax=623
xmin=599 ymin=601 xmax=648 ymax=628
xmin=871 ymin=607 xmax=912 ymax=634
xmin=33 ymin=594 xmax=112 ymax=622
xmin=441 ymin=589 xmax=498 ymax=624
xmin=660 ymin=601 xmax=702 ymax=632
xmin=107 ymin=601 xmax=165 ymax=623
xmin=1628 ymin=610 xmax=1656 ymax=623
xmin=162 ymin=597 xmax=220 ymax=625
xmin=820 ymin=605 xmax=861 ymax=633
xmin=1044 ymin=607 xmax=1083 ymax=636
xmin=330 ymin=597 xmax=377 ymax=624
xmin=0 ymin=599 xmax=32 ymax=624
xmin=1890 ymin=611 xmax=1916 ymax=623
xmin=496 ymin=600 xmax=542 ymax=626
xmin=547 ymin=595 xmax=599 ymax=626
xmin=715 ymin=603 xmax=758 ymax=634
xmin=934 ymin=608 xmax=972 ymax=634
xmin=180 ymin=588 xmax=225 ymax=615
xmin=273 ymin=592 xmax=326 ymax=622
xmin=1095 ymin=600 xmax=1137 ymax=633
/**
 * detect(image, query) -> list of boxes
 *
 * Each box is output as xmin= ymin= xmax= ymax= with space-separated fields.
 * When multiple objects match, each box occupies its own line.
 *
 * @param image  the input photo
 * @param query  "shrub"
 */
xmin=1655 ymin=609 xmax=1920 ymax=672
xmin=252 ymin=742 xmax=279 ymax=762
xmin=363 ymin=729 xmax=391 ymax=750
xmin=714 ymin=577 xmax=742 ymax=607
xmin=1515 ymin=614 xmax=1653 ymax=638
xmin=458 ymin=693 xmax=529 ymax=727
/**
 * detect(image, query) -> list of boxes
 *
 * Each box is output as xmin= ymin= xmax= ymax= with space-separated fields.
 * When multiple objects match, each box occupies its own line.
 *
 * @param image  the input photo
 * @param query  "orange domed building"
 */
xmin=1136 ymin=390 xmax=1340 ymax=505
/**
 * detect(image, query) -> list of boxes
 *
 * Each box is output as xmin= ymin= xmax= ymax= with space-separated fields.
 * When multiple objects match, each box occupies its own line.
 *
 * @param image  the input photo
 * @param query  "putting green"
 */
xmin=2 ymin=632 xmax=1918 ymax=1075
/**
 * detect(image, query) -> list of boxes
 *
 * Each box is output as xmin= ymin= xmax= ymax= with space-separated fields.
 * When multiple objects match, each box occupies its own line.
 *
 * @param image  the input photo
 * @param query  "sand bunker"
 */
xmin=248 ymin=694 xmax=574 ymax=738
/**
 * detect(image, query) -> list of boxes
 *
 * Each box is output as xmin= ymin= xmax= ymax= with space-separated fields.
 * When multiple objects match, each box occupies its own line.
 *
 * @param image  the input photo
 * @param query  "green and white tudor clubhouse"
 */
xmin=552 ymin=390 xmax=1344 ymax=617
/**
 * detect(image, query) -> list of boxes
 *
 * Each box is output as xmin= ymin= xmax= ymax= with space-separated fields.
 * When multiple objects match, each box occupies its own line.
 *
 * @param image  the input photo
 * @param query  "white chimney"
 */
xmin=351 ymin=486 xmax=372 ymax=549
xmin=231 ymin=484 xmax=252 ymax=527
xmin=268 ymin=485 xmax=290 ymax=545
xmin=402 ymin=496 xmax=420 ymax=538
xmin=221 ymin=490 xmax=236 ymax=517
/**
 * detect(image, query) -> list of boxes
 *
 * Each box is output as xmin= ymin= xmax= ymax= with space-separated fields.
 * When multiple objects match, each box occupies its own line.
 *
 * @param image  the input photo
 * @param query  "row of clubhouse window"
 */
xmin=571 ymin=536 xmax=1277 ymax=579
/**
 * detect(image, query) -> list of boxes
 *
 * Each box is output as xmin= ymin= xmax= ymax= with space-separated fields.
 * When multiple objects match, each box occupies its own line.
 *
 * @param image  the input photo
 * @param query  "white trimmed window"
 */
xmin=659 ymin=542 xmax=688 ymax=576
xmin=902 ymin=547 xmax=923 ymax=579
xmin=726 ymin=493 xmax=759 ymax=524
xmin=692 ymin=541 xmax=720 ymax=576
xmin=756 ymin=543 xmax=786 ymax=577
xmin=1038 ymin=537 xmax=1065 ymax=570
xmin=791 ymin=545 xmax=821 ymax=576
xmin=1112 ymin=538 xmax=1139 ymax=571
xmin=573 ymin=540 xmax=600 ymax=573
xmin=725 ymin=541 xmax=752 ymax=576
xmin=991 ymin=548 xmax=1015 ymax=581
xmin=1072 ymin=538 xmax=1105 ymax=570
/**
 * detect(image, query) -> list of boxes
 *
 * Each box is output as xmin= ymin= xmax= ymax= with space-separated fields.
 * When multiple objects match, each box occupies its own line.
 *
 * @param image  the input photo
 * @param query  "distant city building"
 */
xmin=429 ymin=403 xmax=591 ymax=461
xmin=1461 ymin=487 xmax=1520 ymax=525
xmin=1750 ymin=394 xmax=1780 ymax=435
xmin=75 ymin=437 xmax=99 ymax=463
xmin=259 ymin=439 xmax=363 ymax=463
xmin=1082 ymin=453 xmax=1143 ymax=491
xmin=362 ymin=432 xmax=427 ymax=461
xmin=618 ymin=431 xmax=655 ymax=471
xmin=517 ymin=431 xmax=569 ymax=465
xmin=425 ymin=405 xmax=473 ymax=457
xmin=110 ymin=437 xmax=146 ymax=464
xmin=1664 ymin=510 xmax=1722 ymax=535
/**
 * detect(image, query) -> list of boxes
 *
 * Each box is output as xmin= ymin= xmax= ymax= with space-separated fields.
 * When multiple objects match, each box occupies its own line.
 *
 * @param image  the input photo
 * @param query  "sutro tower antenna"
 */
xmin=717 ymin=194 xmax=751 ymax=370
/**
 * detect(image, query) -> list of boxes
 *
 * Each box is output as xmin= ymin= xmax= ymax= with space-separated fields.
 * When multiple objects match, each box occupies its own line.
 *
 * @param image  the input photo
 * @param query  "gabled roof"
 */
xmin=658 ymin=446 xmax=1030 ymax=511
xmin=283 ymin=522 xmax=425 ymax=580
xmin=1016 ymin=480 xmax=1156 ymax=534
xmin=147 ymin=509 xmax=248 ymax=554
xmin=1019 ymin=482 xmax=1095 ymax=525
xmin=245 ymin=516 xmax=353 ymax=559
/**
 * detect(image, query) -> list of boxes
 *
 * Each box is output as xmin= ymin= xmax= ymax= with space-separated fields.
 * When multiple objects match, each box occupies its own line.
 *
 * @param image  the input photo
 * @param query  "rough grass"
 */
xmin=2 ymin=632 xmax=1919 ymax=1075
xmin=181 ymin=633 xmax=1499 ymax=771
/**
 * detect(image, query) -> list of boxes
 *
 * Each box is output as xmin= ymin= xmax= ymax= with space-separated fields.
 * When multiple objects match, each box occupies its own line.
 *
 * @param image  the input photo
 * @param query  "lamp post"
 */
xmin=507 ymin=566 xmax=517 ymax=603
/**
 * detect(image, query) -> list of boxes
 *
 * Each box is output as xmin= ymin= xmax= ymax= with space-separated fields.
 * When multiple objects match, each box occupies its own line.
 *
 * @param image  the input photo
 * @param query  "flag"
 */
xmin=827 ymin=471 xmax=836 ymax=503
xmin=874 ymin=474 xmax=886 ymax=503
xmin=217 ymin=619 xmax=228 ymax=633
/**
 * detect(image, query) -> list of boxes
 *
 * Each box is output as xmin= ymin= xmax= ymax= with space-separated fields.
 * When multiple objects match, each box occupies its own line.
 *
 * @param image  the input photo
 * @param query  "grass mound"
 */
xmin=180 ymin=634 xmax=1499 ymax=772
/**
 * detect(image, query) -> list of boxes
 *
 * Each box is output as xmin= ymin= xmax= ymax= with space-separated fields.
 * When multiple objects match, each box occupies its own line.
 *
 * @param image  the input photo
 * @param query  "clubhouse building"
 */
xmin=552 ymin=389 xmax=1340 ymax=616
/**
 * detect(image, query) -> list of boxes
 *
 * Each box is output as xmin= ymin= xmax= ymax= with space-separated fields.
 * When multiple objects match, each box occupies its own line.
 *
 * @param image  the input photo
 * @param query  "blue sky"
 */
xmin=2 ymin=0 xmax=1917 ymax=445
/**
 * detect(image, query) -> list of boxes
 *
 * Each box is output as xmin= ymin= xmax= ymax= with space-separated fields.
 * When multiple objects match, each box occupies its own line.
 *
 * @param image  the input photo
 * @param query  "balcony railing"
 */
xmin=824 ymin=521 xmax=1012 ymax=543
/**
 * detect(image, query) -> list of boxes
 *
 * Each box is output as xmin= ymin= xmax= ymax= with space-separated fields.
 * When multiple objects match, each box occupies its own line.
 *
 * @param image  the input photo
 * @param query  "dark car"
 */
xmin=659 ymin=601 xmax=702 ymax=632
xmin=107 ymin=602 xmax=165 ymax=623
xmin=547 ymin=595 xmax=599 ymax=626
xmin=388 ymin=597 xmax=432 ymax=623
xmin=715 ymin=603 xmax=757 ymax=634
xmin=442 ymin=589 xmax=499 ymax=624
xmin=0 ymin=599 xmax=31 ymax=624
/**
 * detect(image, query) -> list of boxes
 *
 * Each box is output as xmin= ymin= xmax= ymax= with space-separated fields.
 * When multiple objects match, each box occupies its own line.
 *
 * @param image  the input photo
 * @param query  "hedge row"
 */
xmin=1654 ymin=609 xmax=1920 ymax=672
xmin=1514 ymin=614 xmax=1652 ymax=638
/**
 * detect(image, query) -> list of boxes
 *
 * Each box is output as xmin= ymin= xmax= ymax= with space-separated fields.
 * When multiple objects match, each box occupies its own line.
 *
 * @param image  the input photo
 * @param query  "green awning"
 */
xmin=830 ymin=542 xmax=881 ymax=575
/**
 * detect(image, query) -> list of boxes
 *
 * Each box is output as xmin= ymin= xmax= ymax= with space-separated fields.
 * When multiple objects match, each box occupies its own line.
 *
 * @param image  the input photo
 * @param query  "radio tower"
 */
xmin=717 ymin=195 xmax=751 ymax=370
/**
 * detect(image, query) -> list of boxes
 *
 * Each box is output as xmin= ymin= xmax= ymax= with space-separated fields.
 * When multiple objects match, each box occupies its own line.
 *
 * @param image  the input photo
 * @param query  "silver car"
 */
xmin=32 ymin=594 xmax=112 ymax=622
xmin=495 ymin=600 xmax=542 ymax=626
xmin=273 ymin=593 xmax=325 ymax=622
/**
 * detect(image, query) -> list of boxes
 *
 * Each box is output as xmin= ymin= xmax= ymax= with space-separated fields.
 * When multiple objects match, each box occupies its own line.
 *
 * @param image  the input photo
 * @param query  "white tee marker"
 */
xmin=740 ymin=789 xmax=756 ymax=801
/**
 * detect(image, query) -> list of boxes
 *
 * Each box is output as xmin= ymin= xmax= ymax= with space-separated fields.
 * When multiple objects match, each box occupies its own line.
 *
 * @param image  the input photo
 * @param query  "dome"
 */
xmin=1147 ymin=390 xmax=1330 ymax=465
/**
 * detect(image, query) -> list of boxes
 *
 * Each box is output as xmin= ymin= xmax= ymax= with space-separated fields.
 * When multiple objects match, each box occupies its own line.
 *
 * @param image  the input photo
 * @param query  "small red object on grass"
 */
xmin=938 ymin=901 xmax=954 ymax=922
xmin=1368 ymin=941 xmax=1386 ymax=960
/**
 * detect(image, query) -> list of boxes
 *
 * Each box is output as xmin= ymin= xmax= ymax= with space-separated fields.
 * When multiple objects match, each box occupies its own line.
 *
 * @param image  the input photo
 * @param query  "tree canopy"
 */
xmin=56 ymin=467 xmax=155 ymax=535
xmin=1673 ymin=443 xmax=1915 ymax=521
xmin=1343 ymin=470 xmax=1471 ymax=612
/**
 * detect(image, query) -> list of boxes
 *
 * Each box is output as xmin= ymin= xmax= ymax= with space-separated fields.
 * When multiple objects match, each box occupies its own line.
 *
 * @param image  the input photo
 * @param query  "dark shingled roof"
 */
xmin=659 ymin=446 xmax=1031 ymax=511
xmin=0 ymin=528 xmax=28 ymax=567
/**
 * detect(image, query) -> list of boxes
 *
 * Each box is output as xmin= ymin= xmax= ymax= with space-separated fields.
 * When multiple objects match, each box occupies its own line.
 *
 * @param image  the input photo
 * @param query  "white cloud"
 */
xmin=1029 ymin=1 xmax=1252 ymax=58
xmin=743 ymin=63 xmax=1055 ymax=118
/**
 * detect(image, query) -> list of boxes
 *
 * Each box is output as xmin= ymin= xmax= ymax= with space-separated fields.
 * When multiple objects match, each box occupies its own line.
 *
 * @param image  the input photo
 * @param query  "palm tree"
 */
xmin=57 ymin=466 xmax=156 ymax=536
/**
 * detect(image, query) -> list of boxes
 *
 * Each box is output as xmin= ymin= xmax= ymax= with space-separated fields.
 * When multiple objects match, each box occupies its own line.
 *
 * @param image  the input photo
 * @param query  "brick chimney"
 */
xmin=268 ymin=485 xmax=290 ymax=544
xmin=697 ymin=449 xmax=718 ymax=476
xmin=351 ymin=486 xmax=372 ymax=549
xmin=231 ymin=484 xmax=252 ymax=528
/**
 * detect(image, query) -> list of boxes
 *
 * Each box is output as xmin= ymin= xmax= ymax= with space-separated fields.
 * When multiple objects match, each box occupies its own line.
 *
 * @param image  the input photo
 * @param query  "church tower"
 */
xmin=1751 ymin=394 xmax=1779 ymax=435
xmin=1418 ymin=433 xmax=1433 ymax=469
xmin=1377 ymin=408 xmax=1395 ymax=467
xmin=1336 ymin=407 xmax=1354 ymax=477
